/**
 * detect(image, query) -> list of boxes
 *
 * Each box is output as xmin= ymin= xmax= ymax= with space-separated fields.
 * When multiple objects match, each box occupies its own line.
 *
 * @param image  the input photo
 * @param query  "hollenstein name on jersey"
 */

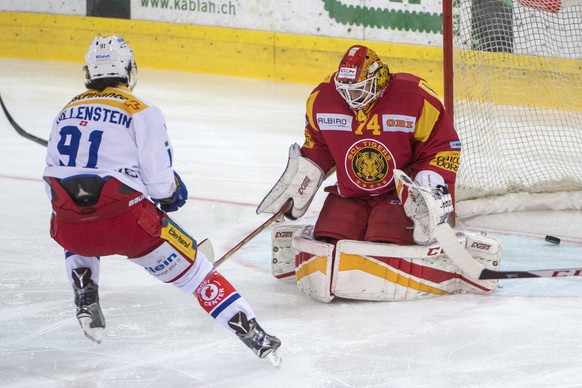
xmin=56 ymin=106 xmax=132 ymax=129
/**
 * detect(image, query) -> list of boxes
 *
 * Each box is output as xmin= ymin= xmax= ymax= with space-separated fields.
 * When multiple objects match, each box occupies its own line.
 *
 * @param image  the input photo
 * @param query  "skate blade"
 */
xmin=78 ymin=316 xmax=104 ymax=344
xmin=266 ymin=349 xmax=282 ymax=369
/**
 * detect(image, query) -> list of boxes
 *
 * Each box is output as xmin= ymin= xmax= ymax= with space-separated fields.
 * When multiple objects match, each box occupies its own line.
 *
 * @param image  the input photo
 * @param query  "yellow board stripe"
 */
xmin=0 ymin=11 xmax=445 ymax=95
xmin=339 ymin=253 xmax=449 ymax=295
xmin=455 ymin=50 xmax=582 ymax=111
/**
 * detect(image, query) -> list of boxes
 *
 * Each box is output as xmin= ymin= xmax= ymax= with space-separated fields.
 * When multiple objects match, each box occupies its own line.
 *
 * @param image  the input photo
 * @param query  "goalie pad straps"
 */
xmin=256 ymin=143 xmax=324 ymax=220
xmin=394 ymin=169 xmax=454 ymax=245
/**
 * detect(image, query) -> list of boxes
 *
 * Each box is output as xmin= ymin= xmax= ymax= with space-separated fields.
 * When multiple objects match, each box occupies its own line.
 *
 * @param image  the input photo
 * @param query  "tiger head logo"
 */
xmin=354 ymin=151 xmax=386 ymax=182
xmin=345 ymin=139 xmax=395 ymax=191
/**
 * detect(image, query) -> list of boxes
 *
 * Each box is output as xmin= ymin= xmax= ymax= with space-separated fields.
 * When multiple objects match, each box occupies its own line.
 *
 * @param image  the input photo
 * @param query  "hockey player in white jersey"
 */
xmin=43 ymin=35 xmax=281 ymax=363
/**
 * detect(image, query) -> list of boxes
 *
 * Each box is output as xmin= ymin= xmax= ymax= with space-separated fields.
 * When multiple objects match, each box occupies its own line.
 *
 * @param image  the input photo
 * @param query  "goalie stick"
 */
xmin=434 ymin=223 xmax=582 ymax=279
xmin=0 ymin=93 xmax=48 ymax=147
xmin=213 ymin=198 xmax=293 ymax=269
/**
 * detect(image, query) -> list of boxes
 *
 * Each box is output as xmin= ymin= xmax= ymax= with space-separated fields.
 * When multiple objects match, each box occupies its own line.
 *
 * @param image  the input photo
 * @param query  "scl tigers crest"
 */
xmin=345 ymin=139 xmax=395 ymax=191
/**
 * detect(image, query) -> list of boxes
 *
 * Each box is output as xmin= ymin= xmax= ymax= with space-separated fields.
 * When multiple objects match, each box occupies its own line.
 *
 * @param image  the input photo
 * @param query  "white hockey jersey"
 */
xmin=44 ymin=86 xmax=176 ymax=200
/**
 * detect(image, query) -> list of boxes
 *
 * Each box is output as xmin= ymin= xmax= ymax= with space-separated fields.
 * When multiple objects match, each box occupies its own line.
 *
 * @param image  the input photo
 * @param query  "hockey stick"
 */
xmin=0 ymin=93 xmax=48 ymax=147
xmin=434 ymin=222 xmax=582 ymax=279
xmin=213 ymin=198 xmax=293 ymax=268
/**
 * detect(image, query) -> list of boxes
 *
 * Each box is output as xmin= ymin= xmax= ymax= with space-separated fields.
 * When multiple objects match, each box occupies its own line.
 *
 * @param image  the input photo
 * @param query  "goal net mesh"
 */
xmin=450 ymin=0 xmax=582 ymax=216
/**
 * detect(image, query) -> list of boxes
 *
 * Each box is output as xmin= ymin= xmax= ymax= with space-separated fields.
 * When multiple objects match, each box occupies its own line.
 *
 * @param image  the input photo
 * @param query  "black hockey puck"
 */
xmin=545 ymin=235 xmax=561 ymax=245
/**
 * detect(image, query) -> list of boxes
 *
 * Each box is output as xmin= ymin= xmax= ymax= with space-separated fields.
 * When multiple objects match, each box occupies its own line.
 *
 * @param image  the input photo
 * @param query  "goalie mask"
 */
xmin=334 ymin=45 xmax=390 ymax=111
xmin=85 ymin=35 xmax=138 ymax=90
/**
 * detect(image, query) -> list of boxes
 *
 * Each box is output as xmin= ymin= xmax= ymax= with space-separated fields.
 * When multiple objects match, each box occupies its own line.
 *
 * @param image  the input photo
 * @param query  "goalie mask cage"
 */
xmin=443 ymin=0 xmax=582 ymax=218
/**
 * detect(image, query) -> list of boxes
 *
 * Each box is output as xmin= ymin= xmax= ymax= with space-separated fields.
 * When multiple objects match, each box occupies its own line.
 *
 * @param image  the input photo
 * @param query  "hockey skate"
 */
xmin=72 ymin=268 xmax=105 ymax=344
xmin=229 ymin=312 xmax=282 ymax=368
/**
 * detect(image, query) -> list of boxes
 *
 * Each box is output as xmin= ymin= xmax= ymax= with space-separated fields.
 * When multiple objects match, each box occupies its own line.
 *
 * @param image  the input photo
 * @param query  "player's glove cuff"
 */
xmin=154 ymin=171 xmax=188 ymax=213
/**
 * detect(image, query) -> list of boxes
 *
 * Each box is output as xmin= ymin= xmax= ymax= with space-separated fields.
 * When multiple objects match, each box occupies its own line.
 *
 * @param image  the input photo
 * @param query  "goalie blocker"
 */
xmin=270 ymin=225 xmax=502 ymax=302
xmin=256 ymin=143 xmax=325 ymax=220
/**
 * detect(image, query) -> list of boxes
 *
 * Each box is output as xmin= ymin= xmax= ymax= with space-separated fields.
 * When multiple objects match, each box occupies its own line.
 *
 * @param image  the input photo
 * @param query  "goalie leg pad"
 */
xmin=292 ymin=226 xmax=335 ymax=303
xmin=333 ymin=239 xmax=463 ymax=301
xmin=271 ymin=225 xmax=305 ymax=281
xmin=459 ymin=232 xmax=502 ymax=294
xmin=257 ymin=143 xmax=324 ymax=219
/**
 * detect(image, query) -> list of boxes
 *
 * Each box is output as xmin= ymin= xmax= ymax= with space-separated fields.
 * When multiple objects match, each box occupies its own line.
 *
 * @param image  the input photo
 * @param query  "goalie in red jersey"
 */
xmin=258 ymin=45 xmax=502 ymax=302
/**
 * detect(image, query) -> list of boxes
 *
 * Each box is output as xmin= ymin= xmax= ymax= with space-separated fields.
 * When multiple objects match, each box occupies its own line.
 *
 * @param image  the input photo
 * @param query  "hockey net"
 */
xmin=444 ymin=0 xmax=582 ymax=218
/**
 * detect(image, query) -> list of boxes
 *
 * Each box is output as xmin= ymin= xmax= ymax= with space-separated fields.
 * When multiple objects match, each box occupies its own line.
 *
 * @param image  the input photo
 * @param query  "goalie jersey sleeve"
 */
xmin=44 ymin=86 xmax=176 ymax=200
xmin=300 ymin=72 xmax=460 ymax=199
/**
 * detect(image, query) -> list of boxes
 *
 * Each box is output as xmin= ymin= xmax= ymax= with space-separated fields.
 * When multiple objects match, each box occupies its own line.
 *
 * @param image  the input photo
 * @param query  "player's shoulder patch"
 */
xmin=429 ymin=150 xmax=461 ymax=173
xmin=418 ymin=80 xmax=440 ymax=99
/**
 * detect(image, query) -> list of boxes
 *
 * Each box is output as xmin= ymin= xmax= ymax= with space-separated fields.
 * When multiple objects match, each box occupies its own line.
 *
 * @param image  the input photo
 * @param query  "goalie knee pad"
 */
xmin=292 ymin=226 xmax=336 ymax=303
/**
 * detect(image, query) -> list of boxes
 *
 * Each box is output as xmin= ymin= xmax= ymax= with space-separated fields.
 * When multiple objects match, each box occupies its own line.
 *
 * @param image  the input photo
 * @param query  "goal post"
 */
xmin=443 ymin=0 xmax=582 ymax=218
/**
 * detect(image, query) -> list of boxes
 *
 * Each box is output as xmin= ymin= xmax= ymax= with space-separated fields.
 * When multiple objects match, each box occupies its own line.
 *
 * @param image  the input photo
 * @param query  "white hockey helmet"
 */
xmin=85 ymin=35 xmax=137 ymax=89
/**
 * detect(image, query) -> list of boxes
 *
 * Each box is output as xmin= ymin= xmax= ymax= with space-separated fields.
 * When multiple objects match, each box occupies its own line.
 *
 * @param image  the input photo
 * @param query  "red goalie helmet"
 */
xmin=334 ymin=45 xmax=390 ymax=111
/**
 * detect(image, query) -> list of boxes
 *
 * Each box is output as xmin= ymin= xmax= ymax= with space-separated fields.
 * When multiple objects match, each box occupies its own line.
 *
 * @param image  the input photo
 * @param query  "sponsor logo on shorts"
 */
xmin=128 ymin=194 xmax=145 ymax=207
xmin=161 ymin=219 xmax=197 ymax=259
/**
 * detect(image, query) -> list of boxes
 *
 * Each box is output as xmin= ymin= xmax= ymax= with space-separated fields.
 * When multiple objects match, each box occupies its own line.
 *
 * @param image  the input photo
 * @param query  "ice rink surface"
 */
xmin=1 ymin=59 xmax=582 ymax=388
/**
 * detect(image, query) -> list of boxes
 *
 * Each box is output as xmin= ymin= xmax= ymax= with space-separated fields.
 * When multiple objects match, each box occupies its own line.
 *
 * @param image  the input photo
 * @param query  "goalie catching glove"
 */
xmin=257 ymin=143 xmax=324 ymax=220
xmin=394 ymin=169 xmax=454 ymax=246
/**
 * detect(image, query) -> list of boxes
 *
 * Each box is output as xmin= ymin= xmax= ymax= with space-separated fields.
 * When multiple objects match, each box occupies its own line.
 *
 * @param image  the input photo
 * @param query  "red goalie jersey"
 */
xmin=300 ymin=72 xmax=460 ymax=201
